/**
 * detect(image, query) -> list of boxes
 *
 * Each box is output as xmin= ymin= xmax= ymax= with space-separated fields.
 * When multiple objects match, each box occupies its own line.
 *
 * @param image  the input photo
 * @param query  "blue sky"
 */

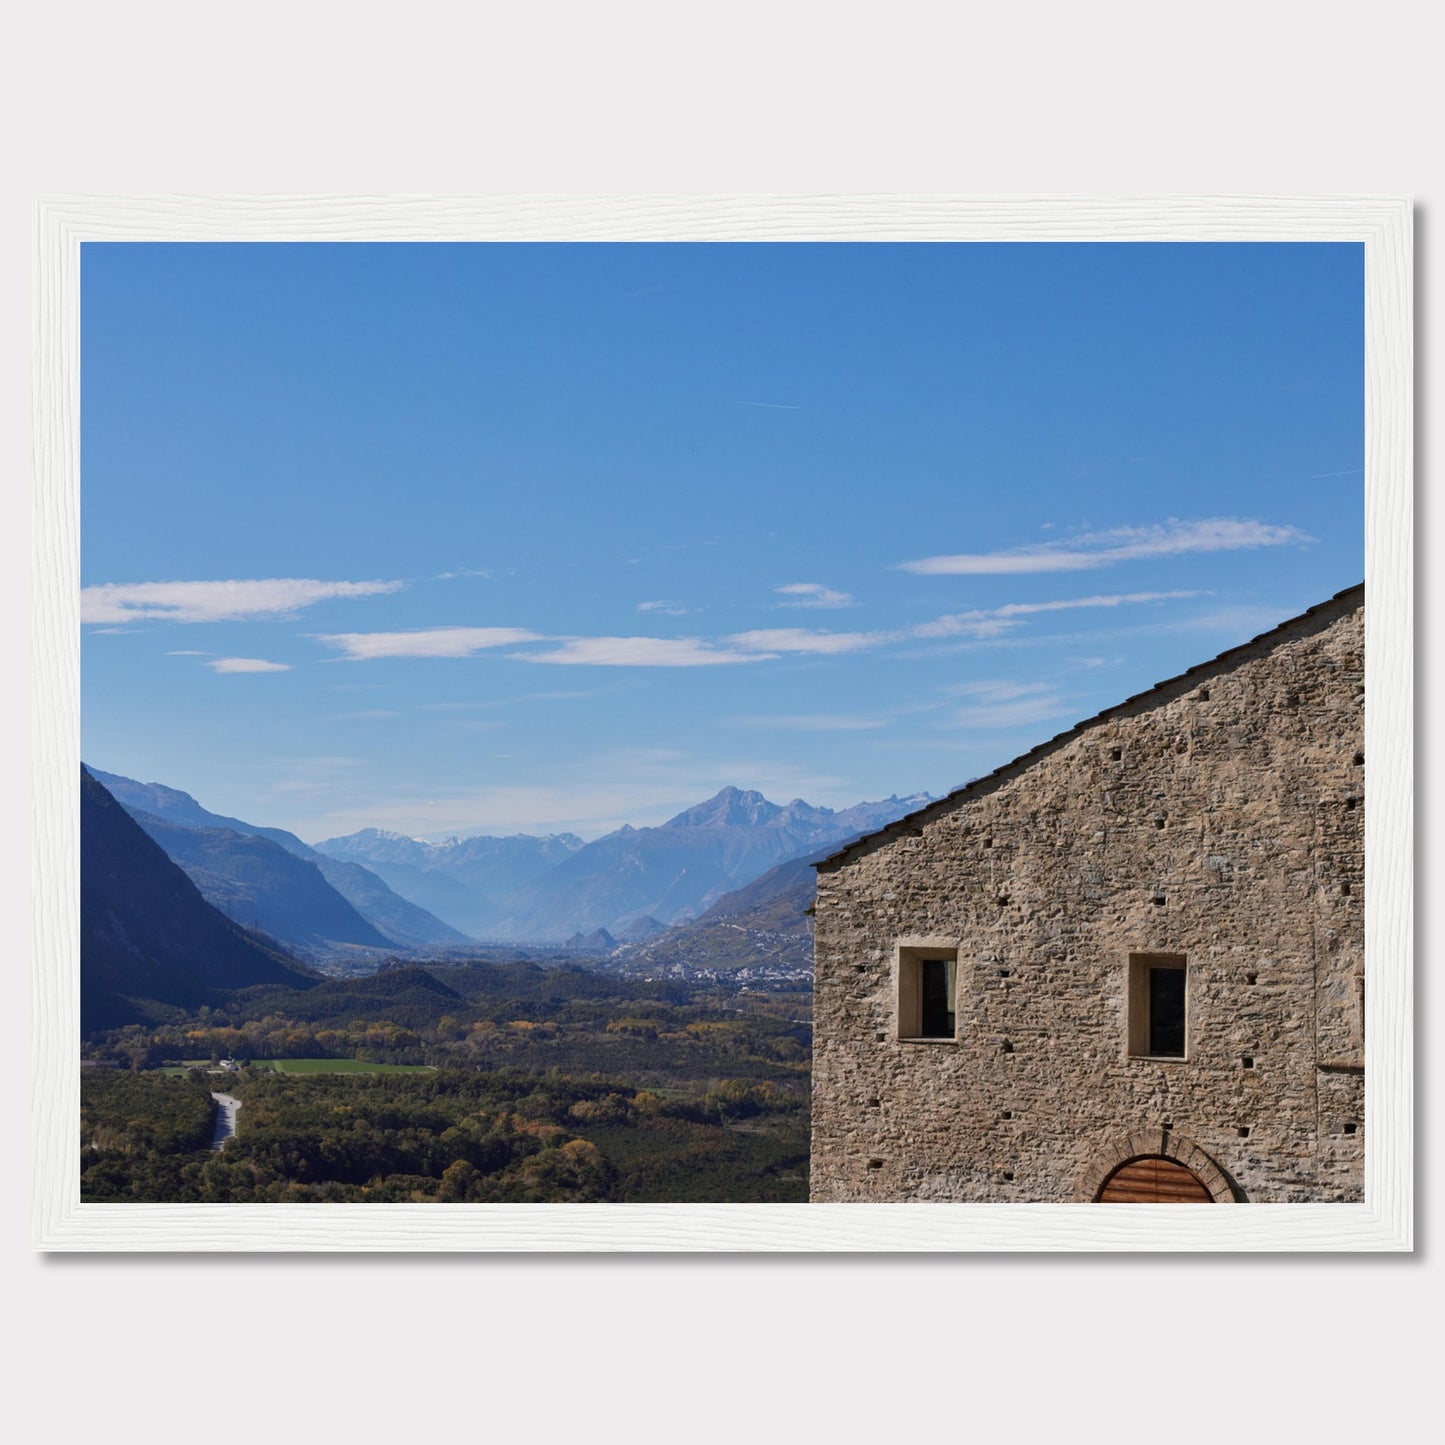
xmin=80 ymin=241 xmax=1363 ymax=842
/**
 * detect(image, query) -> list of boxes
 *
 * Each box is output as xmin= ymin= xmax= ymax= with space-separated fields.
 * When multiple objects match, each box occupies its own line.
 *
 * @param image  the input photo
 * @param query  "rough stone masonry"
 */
xmin=810 ymin=585 xmax=1364 ymax=1203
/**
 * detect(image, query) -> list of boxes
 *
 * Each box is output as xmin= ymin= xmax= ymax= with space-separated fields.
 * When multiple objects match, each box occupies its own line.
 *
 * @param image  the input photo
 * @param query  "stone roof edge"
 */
xmin=814 ymin=582 xmax=1365 ymax=872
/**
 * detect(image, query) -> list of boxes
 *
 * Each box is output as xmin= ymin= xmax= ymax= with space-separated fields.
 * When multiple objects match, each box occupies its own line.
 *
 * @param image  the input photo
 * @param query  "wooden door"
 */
xmin=1097 ymin=1155 xmax=1213 ymax=1203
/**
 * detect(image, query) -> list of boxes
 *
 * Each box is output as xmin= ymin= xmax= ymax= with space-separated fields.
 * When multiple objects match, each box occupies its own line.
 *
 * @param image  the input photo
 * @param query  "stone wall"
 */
xmin=810 ymin=589 xmax=1364 ymax=1203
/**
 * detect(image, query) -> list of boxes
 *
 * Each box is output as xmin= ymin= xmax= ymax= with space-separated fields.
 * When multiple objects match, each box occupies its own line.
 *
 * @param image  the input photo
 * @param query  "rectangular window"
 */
xmin=1148 ymin=966 xmax=1186 ymax=1055
xmin=897 ymin=942 xmax=959 ymax=1041
xmin=1128 ymin=953 xmax=1188 ymax=1059
xmin=920 ymin=958 xmax=957 ymax=1038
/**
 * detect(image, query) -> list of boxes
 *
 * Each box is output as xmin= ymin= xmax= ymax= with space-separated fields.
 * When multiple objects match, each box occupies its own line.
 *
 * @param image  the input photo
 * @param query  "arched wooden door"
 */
xmin=1097 ymin=1155 xmax=1213 ymax=1203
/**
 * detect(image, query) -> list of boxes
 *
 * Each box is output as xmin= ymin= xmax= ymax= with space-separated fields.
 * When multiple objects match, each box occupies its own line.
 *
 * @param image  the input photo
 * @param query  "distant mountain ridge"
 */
xmin=92 ymin=769 xmax=932 ymax=952
xmin=90 ymin=768 xmax=469 ymax=952
xmin=313 ymin=827 xmax=585 ymax=938
xmin=81 ymin=767 xmax=314 ymax=1031
xmin=320 ymin=786 xmax=932 ymax=943
xmin=665 ymin=788 xmax=785 ymax=829
xmin=128 ymin=811 xmax=395 ymax=953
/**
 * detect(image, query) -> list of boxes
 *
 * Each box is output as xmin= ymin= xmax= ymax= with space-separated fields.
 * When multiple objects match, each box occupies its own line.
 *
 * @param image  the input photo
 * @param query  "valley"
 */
xmin=88 ymin=765 xmax=932 ymax=983
xmin=76 ymin=765 xmax=895 ymax=1203
xmin=81 ymin=960 xmax=813 ymax=1203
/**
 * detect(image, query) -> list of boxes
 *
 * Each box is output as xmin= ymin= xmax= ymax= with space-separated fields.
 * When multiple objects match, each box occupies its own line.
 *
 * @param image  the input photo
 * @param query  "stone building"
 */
xmin=810 ymin=585 xmax=1364 ymax=1204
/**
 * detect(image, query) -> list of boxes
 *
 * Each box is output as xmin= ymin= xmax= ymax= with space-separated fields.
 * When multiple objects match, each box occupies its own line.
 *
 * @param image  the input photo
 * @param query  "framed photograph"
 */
xmin=33 ymin=194 xmax=1412 ymax=1250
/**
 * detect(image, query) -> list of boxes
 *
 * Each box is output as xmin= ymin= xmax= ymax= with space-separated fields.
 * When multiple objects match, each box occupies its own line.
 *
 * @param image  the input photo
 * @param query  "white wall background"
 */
xmin=2 ymin=4 xmax=1437 ymax=1439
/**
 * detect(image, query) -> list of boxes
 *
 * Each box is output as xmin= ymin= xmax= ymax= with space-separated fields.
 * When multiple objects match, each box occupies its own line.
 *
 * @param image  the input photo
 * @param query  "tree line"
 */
xmin=80 ymin=1066 xmax=807 ymax=1204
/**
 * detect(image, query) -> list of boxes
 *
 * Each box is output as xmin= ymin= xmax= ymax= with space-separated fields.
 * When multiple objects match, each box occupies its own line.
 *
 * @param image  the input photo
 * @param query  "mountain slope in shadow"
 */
xmin=89 ymin=767 xmax=469 ymax=949
xmin=81 ymin=767 xmax=315 ymax=1032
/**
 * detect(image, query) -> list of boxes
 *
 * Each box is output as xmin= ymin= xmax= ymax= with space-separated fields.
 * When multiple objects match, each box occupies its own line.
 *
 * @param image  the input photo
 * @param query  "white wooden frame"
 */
xmin=33 ymin=195 xmax=1413 ymax=1250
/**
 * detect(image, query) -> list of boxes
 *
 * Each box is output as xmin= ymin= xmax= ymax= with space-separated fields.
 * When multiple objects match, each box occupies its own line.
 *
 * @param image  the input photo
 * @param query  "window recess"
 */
xmin=897 ymin=943 xmax=960 ymax=1042
xmin=1128 ymin=953 xmax=1188 ymax=1059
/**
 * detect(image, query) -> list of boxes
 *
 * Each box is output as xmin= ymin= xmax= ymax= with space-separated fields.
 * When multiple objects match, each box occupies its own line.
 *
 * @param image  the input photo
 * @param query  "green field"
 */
xmin=257 ymin=1058 xmax=438 ymax=1075
xmin=164 ymin=1058 xmax=437 ymax=1076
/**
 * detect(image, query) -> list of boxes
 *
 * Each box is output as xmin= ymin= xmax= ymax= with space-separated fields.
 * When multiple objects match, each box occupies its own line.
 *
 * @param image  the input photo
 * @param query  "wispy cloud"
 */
xmin=899 ymin=519 xmax=1310 ymax=575
xmin=725 ymin=399 xmax=800 ymax=410
xmin=637 ymin=600 xmax=694 ymax=616
xmin=313 ymin=591 xmax=1198 ymax=671
xmin=81 ymin=577 xmax=403 ymax=625
xmin=1164 ymin=604 xmax=1302 ymax=637
xmin=904 ymin=616 xmax=1020 ymax=642
xmin=165 ymin=650 xmax=213 ymax=656
xmin=435 ymin=567 xmax=492 ymax=581
xmin=206 ymin=657 xmax=292 ymax=674
xmin=980 ymin=589 xmax=1202 ymax=618
xmin=418 ymin=691 xmax=597 ymax=711
xmin=732 ymin=713 xmax=887 ymax=731
xmin=254 ymin=754 xmax=369 ymax=799
xmin=944 ymin=680 xmax=1075 ymax=729
xmin=943 ymin=680 xmax=1052 ymax=700
xmin=728 ymin=627 xmax=885 ymax=656
xmin=518 ymin=637 xmax=772 ymax=667
xmin=773 ymin=582 xmax=856 ymax=610
xmin=729 ymin=592 xmax=1195 ymax=658
xmin=316 ymin=627 xmax=541 ymax=660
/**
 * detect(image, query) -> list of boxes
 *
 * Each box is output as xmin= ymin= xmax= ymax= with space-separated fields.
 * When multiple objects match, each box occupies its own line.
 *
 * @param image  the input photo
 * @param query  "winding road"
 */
xmin=210 ymin=1092 xmax=241 ymax=1151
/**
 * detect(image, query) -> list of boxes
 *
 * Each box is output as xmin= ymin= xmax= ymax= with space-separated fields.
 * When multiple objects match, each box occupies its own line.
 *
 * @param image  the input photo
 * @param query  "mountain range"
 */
xmin=312 ymin=827 xmax=584 ymax=938
xmin=84 ymin=767 xmax=932 ymax=978
xmin=315 ymin=787 xmax=932 ymax=942
xmin=89 ymin=767 xmax=469 ymax=956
